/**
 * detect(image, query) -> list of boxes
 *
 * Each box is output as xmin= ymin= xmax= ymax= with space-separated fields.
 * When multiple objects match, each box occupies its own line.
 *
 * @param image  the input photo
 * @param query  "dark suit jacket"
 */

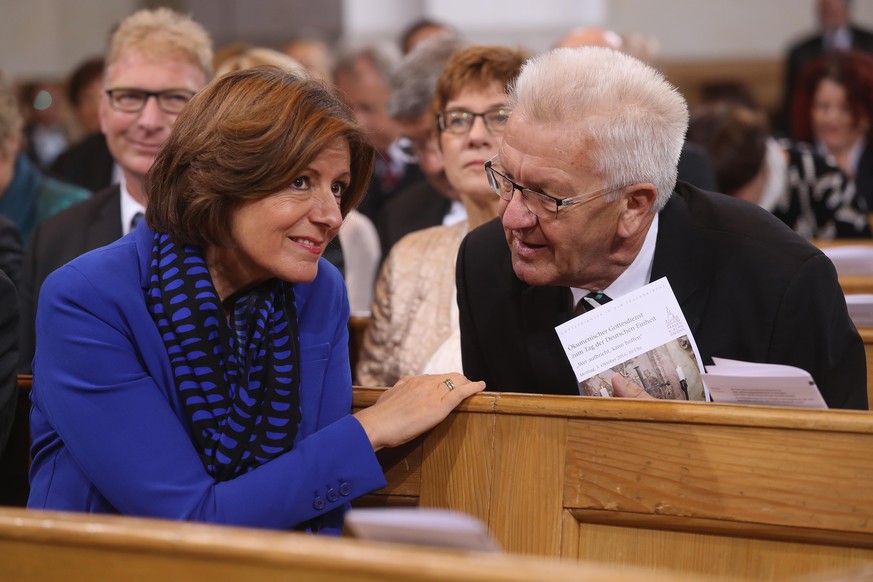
xmin=781 ymin=26 xmax=873 ymax=132
xmin=855 ymin=143 xmax=873 ymax=211
xmin=0 ymin=215 xmax=23 ymax=290
xmin=457 ymin=181 xmax=867 ymax=410
xmin=19 ymin=185 xmax=123 ymax=373
xmin=48 ymin=133 xmax=115 ymax=194
xmin=0 ymin=270 xmax=18 ymax=456
xmin=374 ymin=179 xmax=453 ymax=258
xmin=356 ymin=158 xmax=425 ymax=221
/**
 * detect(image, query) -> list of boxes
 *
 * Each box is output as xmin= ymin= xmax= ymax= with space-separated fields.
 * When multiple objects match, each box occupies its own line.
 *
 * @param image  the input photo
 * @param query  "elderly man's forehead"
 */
xmin=500 ymin=117 xmax=600 ymax=183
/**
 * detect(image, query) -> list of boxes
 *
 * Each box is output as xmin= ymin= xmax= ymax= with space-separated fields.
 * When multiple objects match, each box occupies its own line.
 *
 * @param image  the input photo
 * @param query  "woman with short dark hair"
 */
xmin=791 ymin=50 xmax=873 ymax=209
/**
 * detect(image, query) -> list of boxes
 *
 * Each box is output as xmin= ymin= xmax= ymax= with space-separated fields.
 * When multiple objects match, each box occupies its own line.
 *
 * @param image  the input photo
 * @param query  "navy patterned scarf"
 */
xmin=146 ymin=232 xmax=302 ymax=482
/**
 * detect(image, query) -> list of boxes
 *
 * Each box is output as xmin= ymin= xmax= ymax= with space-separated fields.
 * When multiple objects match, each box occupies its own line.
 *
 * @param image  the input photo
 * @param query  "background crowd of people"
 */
xmin=0 ymin=0 xmax=870 ymax=528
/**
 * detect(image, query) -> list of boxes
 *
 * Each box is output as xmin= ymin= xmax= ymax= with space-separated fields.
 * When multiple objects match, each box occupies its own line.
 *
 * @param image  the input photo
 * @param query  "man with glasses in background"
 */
xmin=19 ymin=8 xmax=212 ymax=373
xmin=457 ymin=47 xmax=867 ymax=410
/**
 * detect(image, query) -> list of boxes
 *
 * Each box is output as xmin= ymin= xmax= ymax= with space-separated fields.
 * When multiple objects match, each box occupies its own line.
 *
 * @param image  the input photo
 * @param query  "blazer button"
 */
xmin=326 ymin=487 xmax=339 ymax=503
xmin=313 ymin=496 xmax=325 ymax=510
xmin=339 ymin=482 xmax=352 ymax=496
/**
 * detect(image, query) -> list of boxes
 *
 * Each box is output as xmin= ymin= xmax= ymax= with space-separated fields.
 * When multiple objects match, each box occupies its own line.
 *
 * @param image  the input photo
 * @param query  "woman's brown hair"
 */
xmin=790 ymin=49 xmax=873 ymax=144
xmin=146 ymin=66 xmax=375 ymax=246
xmin=431 ymin=45 xmax=527 ymax=123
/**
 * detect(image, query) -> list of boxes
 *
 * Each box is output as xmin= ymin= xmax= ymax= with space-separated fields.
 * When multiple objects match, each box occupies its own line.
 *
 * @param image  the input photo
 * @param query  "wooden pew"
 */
xmin=659 ymin=58 xmax=781 ymax=115
xmin=354 ymin=390 xmax=873 ymax=581
xmin=0 ymin=507 xmax=725 ymax=582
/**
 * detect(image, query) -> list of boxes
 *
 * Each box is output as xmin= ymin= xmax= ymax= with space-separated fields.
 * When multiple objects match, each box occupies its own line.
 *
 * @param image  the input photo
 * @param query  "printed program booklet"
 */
xmin=555 ymin=278 xmax=708 ymax=401
xmin=555 ymin=278 xmax=829 ymax=407
xmin=701 ymin=358 xmax=828 ymax=408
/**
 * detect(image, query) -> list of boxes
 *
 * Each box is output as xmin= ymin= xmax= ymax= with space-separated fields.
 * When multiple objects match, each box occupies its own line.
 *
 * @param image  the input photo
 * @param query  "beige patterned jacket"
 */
xmin=355 ymin=222 xmax=468 ymax=387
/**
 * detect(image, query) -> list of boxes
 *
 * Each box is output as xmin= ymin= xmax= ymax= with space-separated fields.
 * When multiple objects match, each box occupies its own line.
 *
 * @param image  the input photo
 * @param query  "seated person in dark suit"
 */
xmin=66 ymin=57 xmax=105 ymax=140
xmin=49 ymin=132 xmax=115 ymax=194
xmin=333 ymin=45 xmax=424 ymax=221
xmin=0 ymin=269 xmax=17 ymax=457
xmin=18 ymin=7 xmax=213 ymax=373
xmin=376 ymin=34 xmax=469 ymax=257
xmin=780 ymin=0 xmax=873 ymax=133
xmin=48 ymin=57 xmax=110 ymax=192
xmin=0 ymin=214 xmax=22 ymax=288
xmin=456 ymin=47 xmax=867 ymax=410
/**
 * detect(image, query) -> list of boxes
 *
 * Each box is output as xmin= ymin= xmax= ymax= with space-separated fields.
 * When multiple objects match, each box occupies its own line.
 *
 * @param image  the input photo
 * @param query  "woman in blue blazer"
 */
xmin=27 ymin=67 xmax=484 ymax=533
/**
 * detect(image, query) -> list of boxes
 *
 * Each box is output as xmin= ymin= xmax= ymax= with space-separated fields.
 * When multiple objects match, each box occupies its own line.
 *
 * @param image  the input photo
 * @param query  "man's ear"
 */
xmin=616 ymin=183 xmax=657 ymax=238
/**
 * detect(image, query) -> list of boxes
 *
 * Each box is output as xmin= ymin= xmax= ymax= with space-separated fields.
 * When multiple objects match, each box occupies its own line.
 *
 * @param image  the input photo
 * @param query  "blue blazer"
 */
xmin=28 ymin=223 xmax=386 ymax=533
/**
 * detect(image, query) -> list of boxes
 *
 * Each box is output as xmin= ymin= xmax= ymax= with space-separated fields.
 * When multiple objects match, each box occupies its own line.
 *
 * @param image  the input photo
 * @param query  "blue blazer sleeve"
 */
xmin=29 ymin=250 xmax=386 ymax=531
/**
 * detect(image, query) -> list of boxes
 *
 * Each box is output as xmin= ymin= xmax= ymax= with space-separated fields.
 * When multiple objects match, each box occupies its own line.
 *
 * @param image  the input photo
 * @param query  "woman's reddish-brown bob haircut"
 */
xmin=146 ymin=66 xmax=375 ymax=246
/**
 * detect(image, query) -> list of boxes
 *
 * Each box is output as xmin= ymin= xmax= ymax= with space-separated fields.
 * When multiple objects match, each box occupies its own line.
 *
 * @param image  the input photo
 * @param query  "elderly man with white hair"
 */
xmin=456 ymin=47 xmax=867 ymax=410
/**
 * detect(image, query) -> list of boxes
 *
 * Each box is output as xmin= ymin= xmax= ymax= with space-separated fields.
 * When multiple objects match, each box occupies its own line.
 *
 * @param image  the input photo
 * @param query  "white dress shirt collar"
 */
xmin=120 ymin=175 xmax=147 ymax=235
xmin=571 ymin=213 xmax=659 ymax=307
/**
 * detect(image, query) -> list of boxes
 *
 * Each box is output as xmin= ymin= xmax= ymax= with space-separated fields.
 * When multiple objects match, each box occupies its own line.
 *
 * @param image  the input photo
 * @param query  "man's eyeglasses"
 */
xmin=485 ymin=156 xmax=628 ymax=220
xmin=105 ymin=88 xmax=196 ymax=114
xmin=437 ymin=108 xmax=511 ymax=136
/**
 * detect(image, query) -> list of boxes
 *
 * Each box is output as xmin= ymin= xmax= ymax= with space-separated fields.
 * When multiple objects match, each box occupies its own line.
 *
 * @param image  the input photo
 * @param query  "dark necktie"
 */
xmin=574 ymin=291 xmax=612 ymax=317
xmin=130 ymin=211 xmax=144 ymax=232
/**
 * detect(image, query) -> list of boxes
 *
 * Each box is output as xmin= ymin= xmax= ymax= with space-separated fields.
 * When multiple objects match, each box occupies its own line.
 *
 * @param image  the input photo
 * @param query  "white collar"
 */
xmin=384 ymin=140 xmax=408 ymax=175
xmin=119 ymin=175 xmax=146 ymax=235
xmin=816 ymin=136 xmax=867 ymax=177
xmin=571 ymin=212 xmax=659 ymax=306
xmin=826 ymin=25 xmax=853 ymax=50
xmin=759 ymin=138 xmax=788 ymax=213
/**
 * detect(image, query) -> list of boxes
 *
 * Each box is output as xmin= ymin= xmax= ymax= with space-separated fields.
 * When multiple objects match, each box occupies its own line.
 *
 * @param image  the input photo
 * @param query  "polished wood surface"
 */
xmin=0 ymin=508 xmax=727 ymax=582
xmin=354 ymin=389 xmax=873 ymax=580
xmin=857 ymin=328 xmax=873 ymax=409
xmin=659 ymin=59 xmax=781 ymax=114
xmin=838 ymin=276 xmax=873 ymax=295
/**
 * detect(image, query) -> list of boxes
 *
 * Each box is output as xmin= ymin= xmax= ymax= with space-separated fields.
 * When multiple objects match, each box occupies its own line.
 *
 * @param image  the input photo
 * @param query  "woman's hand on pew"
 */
xmin=354 ymin=373 xmax=485 ymax=452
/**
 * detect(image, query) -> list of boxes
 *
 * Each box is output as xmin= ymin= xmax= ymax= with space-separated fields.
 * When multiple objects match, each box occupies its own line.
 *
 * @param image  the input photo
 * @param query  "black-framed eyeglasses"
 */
xmin=105 ymin=88 xmax=196 ymax=114
xmin=485 ymin=156 xmax=628 ymax=220
xmin=437 ymin=107 xmax=511 ymax=136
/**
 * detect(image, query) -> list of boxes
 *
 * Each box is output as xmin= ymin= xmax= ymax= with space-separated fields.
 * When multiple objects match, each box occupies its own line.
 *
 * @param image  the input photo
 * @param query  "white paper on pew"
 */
xmin=344 ymin=508 xmax=501 ymax=552
xmin=845 ymin=294 xmax=873 ymax=327
xmin=702 ymin=357 xmax=828 ymax=408
xmin=820 ymin=245 xmax=873 ymax=276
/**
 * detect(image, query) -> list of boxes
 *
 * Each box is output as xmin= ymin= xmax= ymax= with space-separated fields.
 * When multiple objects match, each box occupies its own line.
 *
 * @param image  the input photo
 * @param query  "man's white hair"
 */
xmin=507 ymin=47 xmax=688 ymax=210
